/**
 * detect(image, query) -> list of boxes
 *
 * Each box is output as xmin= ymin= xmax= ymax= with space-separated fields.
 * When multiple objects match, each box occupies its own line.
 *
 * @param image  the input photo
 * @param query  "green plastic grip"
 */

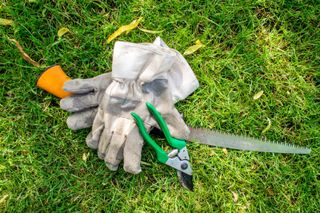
xmin=145 ymin=102 xmax=186 ymax=150
xmin=131 ymin=112 xmax=169 ymax=164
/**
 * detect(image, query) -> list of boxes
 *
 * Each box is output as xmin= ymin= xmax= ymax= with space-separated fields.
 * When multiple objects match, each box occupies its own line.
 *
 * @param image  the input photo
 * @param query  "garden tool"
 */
xmin=86 ymin=41 xmax=193 ymax=174
xmin=37 ymin=65 xmax=72 ymax=98
xmin=37 ymin=66 xmax=311 ymax=155
xmin=188 ymin=128 xmax=311 ymax=154
xmin=131 ymin=102 xmax=193 ymax=191
xmin=37 ymin=39 xmax=310 ymax=177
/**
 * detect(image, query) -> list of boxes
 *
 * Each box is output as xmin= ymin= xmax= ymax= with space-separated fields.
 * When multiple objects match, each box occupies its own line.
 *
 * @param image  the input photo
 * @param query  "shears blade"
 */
xmin=177 ymin=170 xmax=194 ymax=191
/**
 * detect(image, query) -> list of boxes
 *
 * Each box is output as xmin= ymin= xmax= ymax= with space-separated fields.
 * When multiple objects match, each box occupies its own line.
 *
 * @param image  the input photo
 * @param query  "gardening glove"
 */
xmin=60 ymin=73 xmax=112 ymax=130
xmin=86 ymin=41 xmax=196 ymax=174
xmin=60 ymin=37 xmax=198 ymax=130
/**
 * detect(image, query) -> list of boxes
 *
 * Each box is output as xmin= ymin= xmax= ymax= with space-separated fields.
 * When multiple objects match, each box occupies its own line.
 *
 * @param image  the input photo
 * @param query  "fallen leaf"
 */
xmin=0 ymin=18 xmax=13 ymax=26
xmin=138 ymin=28 xmax=164 ymax=34
xmin=107 ymin=17 xmax=143 ymax=43
xmin=253 ymin=90 xmax=264 ymax=100
xmin=195 ymin=40 xmax=202 ymax=45
xmin=183 ymin=40 xmax=204 ymax=55
xmin=82 ymin=152 xmax=90 ymax=162
xmin=9 ymin=39 xmax=40 ymax=67
xmin=232 ymin=191 xmax=238 ymax=202
xmin=0 ymin=164 xmax=6 ymax=172
xmin=0 ymin=194 xmax=9 ymax=204
xmin=239 ymin=203 xmax=250 ymax=212
xmin=58 ymin=27 xmax=70 ymax=38
xmin=266 ymin=187 xmax=275 ymax=196
xmin=222 ymin=148 xmax=228 ymax=155
xmin=262 ymin=117 xmax=271 ymax=134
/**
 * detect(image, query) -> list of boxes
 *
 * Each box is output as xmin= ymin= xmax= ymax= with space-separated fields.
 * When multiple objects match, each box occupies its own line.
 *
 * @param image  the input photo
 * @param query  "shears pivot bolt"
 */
xmin=181 ymin=162 xmax=188 ymax=170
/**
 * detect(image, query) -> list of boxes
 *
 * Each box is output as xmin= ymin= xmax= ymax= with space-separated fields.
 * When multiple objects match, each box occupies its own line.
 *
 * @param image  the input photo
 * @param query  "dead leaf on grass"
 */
xmin=183 ymin=40 xmax=204 ymax=55
xmin=253 ymin=90 xmax=264 ymax=100
xmin=58 ymin=27 xmax=70 ymax=38
xmin=82 ymin=152 xmax=90 ymax=162
xmin=232 ymin=191 xmax=238 ymax=202
xmin=266 ymin=187 xmax=275 ymax=196
xmin=222 ymin=148 xmax=228 ymax=155
xmin=138 ymin=28 xmax=163 ymax=34
xmin=262 ymin=117 xmax=271 ymax=134
xmin=107 ymin=17 xmax=143 ymax=43
xmin=0 ymin=194 xmax=9 ymax=204
xmin=0 ymin=18 xmax=13 ymax=26
xmin=9 ymin=39 xmax=40 ymax=67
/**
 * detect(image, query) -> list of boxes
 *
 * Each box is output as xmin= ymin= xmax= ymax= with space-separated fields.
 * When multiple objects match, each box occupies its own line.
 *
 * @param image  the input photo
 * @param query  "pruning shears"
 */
xmin=131 ymin=102 xmax=193 ymax=191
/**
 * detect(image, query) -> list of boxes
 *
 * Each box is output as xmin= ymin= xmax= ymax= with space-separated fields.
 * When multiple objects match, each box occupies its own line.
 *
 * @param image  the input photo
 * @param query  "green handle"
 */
xmin=131 ymin=112 xmax=168 ymax=164
xmin=146 ymin=102 xmax=186 ymax=150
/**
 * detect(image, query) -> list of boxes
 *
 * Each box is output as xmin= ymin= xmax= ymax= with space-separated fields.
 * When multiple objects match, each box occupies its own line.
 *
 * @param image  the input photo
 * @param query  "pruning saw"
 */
xmin=188 ymin=128 xmax=311 ymax=154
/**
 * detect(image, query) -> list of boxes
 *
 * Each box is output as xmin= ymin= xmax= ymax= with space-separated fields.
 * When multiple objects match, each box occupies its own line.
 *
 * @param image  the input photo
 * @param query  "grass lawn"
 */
xmin=1 ymin=0 xmax=319 ymax=211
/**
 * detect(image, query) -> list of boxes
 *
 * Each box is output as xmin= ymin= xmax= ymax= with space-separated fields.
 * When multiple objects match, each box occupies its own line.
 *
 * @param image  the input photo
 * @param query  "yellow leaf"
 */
xmin=183 ymin=40 xmax=204 ymax=55
xmin=232 ymin=191 xmax=238 ymax=202
xmin=195 ymin=40 xmax=202 ymax=45
xmin=58 ymin=27 xmax=70 ymax=37
xmin=138 ymin=28 xmax=163 ymax=34
xmin=262 ymin=117 xmax=272 ymax=134
xmin=0 ymin=164 xmax=6 ymax=172
xmin=0 ymin=194 xmax=9 ymax=204
xmin=82 ymin=152 xmax=90 ymax=162
xmin=107 ymin=17 xmax=143 ymax=43
xmin=253 ymin=90 xmax=264 ymax=100
xmin=0 ymin=18 xmax=13 ymax=26
xmin=222 ymin=148 xmax=228 ymax=155
xmin=9 ymin=39 xmax=40 ymax=67
xmin=266 ymin=187 xmax=275 ymax=196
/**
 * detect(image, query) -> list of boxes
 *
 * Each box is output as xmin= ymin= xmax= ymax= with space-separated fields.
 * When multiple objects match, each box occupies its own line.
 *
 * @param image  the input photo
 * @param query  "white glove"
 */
xmin=60 ymin=37 xmax=199 ymax=131
xmin=86 ymin=41 xmax=198 ymax=174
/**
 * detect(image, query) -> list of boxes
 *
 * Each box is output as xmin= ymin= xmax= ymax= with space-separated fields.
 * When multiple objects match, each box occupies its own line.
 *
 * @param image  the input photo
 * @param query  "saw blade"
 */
xmin=188 ymin=128 xmax=311 ymax=154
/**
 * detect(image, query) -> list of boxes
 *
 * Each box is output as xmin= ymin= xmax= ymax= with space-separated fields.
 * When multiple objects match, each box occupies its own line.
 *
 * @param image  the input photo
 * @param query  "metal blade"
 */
xmin=188 ymin=128 xmax=311 ymax=154
xmin=177 ymin=170 xmax=193 ymax=191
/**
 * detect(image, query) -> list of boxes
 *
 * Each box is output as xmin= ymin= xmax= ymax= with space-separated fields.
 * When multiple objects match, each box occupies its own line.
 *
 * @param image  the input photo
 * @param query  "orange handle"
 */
xmin=37 ymin=65 xmax=72 ymax=98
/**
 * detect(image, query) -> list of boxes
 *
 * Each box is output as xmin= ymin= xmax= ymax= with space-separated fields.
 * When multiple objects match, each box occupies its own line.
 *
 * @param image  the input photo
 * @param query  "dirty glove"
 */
xmin=60 ymin=73 xmax=112 ymax=130
xmin=60 ymin=37 xmax=198 ymax=130
xmin=86 ymin=41 xmax=197 ymax=174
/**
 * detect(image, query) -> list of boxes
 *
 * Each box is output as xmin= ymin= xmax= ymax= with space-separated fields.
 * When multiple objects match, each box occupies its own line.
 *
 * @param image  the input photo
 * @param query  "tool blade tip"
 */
xmin=177 ymin=171 xmax=194 ymax=191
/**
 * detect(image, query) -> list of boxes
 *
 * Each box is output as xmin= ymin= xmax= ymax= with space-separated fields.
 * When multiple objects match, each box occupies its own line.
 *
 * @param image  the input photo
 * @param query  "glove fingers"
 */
xmin=60 ymin=93 xmax=99 ymax=112
xmin=97 ymin=128 xmax=112 ymax=160
xmin=66 ymin=108 xmax=98 ymax=130
xmin=93 ymin=73 xmax=112 ymax=90
xmin=86 ymin=125 xmax=103 ymax=149
xmin=63 ymin=73 xmax=112 ymax=93
xmin=123 ymin=127 xmax=144 ymax=174
xmin=63 ymin=78 xmax=98 ymax=93
xmin=104 ymin=133 xmax=126 ymax=171
xmin=85 ymin=109 xmax=104 ymax=149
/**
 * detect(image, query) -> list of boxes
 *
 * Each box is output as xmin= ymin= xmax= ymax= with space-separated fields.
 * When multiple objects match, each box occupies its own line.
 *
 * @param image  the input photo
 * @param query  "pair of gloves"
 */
xmin=60 ymin=37 xmax=199 ymax=174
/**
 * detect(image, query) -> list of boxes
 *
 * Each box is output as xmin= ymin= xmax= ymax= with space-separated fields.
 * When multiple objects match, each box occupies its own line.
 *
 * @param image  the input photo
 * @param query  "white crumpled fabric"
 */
xmin=62 ymin=38 xmax=199 ymax=174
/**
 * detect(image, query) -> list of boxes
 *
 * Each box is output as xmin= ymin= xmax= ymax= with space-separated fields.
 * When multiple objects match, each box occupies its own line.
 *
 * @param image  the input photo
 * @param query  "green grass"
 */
xmin=1 ymin=0 xmax=319 ymax=211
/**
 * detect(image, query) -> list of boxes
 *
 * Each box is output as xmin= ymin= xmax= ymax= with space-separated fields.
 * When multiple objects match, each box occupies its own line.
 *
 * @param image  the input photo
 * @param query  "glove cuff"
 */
xmin=112 ymin=41 xmax=175 ymax=80
xmin=153 ymin=37 xmax=199 ymax=102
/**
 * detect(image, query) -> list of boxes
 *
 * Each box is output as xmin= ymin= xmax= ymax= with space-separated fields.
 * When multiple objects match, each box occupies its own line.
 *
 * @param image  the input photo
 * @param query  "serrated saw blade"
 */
xmin=188 ymin=128 xmax=311 ymax=154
